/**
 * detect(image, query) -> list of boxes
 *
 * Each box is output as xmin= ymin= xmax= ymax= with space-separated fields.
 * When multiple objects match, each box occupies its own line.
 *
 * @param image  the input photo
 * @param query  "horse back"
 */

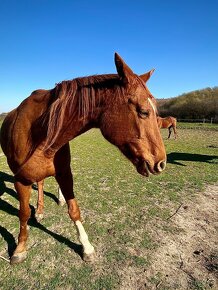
xmin=157 ymin=116 xmax=177 ymax=129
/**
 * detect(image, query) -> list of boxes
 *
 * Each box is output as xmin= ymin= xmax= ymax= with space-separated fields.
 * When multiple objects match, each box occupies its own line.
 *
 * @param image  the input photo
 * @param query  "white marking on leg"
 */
xmin=75 ymin=220 xmax=94 ymax=255
xmin=58 ymin=187 xmax=65 ymax=205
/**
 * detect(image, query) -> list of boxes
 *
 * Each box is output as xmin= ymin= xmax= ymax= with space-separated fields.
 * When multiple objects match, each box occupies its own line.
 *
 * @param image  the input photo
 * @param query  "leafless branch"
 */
xmin=166 ymin=203 xmax=183 ymax=220
xmin=0 ymin=255 xmax=10 ymax=263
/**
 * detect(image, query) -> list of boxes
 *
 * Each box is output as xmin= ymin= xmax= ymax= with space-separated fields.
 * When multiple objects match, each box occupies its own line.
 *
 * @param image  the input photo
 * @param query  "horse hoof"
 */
xmin=35 ymin=213 xmax=44 ymax=222
xmin=83 ymin=250 xmax=96 ymax=263
xmin=10 ymin=252 xmax=27 ymax=265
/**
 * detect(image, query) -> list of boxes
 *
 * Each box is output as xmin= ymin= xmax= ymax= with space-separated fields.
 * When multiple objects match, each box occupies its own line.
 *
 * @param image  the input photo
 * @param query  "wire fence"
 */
xmin=177 ymin=118 xmax=217 ymax=124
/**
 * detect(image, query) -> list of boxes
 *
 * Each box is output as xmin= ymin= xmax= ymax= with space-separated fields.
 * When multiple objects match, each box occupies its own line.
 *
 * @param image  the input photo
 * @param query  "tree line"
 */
xmin=157 ymin=87 xmax=218 ymax=122
xmin=0 ymin=113 xmax=7 ymax=121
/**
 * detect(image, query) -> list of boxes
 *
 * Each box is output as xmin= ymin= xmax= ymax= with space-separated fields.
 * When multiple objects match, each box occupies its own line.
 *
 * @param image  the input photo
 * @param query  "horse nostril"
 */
xmin=157 ymin=160 xmax=166 ymax=172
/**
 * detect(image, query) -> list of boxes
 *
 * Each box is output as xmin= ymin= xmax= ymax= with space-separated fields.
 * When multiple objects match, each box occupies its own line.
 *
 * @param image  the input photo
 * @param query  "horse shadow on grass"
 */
xmin=0 ymin=171 xmax=59 ymax=204
xmin=0 ymin=171 xmax=17 ymax=199
xmin=167 ymin=152 xmax=218 ymax=166
xmin=0 ymin=171 xmax=83 ymax=259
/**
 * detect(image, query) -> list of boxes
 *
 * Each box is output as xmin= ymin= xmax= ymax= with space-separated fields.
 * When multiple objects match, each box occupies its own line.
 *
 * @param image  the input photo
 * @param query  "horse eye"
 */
xmin=137 ymin=108 xmax=150 ymax=118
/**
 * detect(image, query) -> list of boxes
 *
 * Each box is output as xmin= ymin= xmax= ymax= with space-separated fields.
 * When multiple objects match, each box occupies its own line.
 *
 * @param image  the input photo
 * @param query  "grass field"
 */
xmin=177 ymin=122 xmax=218 ymax=131
xmin=0 ymin=124 xmax=218 ymax=290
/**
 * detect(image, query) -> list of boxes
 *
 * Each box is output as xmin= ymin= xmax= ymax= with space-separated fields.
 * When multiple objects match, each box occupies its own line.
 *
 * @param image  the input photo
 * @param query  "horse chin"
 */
xmin=136 ymin=160 xmax=152 ymax=177
xmin=119 ymin=146 xmax=152 ymax=177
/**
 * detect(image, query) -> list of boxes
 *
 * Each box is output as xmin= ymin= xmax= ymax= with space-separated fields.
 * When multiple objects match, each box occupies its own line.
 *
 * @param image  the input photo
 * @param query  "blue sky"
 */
xmin=0 ymin=0 xmax=217 ymax=113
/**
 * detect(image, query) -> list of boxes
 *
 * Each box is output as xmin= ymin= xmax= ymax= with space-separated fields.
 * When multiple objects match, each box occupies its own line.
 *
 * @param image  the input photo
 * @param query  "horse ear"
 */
xmin=114 ymin=53 xmax=134 ymax=84
xmin=140 ymin=69 xmax=155 ymax=83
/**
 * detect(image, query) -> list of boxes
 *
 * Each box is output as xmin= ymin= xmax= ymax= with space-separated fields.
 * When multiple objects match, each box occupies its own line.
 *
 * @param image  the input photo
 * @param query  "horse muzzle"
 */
xmin=136 ymin=159 xmax=166 ymax=177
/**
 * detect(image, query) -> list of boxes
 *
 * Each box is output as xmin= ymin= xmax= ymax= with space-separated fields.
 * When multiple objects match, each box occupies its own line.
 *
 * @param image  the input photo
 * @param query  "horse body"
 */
xmin=0 ymin=53 xmax=166 ymax=264
xmin=157 ymin=116 xmax=177 ymax=139
xmin=1 ymin=89 xmax=54 ymax=180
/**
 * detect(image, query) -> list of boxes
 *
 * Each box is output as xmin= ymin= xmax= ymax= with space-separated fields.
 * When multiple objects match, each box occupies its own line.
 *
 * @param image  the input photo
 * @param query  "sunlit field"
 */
xmin=0 ymin=124 xmax=218 ymax=289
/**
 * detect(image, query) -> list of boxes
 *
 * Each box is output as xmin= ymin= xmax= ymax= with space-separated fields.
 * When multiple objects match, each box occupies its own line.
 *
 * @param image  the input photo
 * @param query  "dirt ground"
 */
xmin=119 ymin=185 xmax=218 ymax=290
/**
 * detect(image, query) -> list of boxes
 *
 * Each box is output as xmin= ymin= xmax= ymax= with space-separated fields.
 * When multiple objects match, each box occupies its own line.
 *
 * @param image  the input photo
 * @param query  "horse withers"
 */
xmin=0 ymin=53 xmax=166 ymax=264
xmin=157 ymin=116 xmax=177 ymax=139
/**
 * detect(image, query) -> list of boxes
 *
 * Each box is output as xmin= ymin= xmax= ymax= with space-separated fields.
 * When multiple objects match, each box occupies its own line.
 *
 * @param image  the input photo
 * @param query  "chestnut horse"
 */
xmin=157 ymin=116 xmax=177 ymax=139
xmin=0 ymin=53 xmax=166 ymax=264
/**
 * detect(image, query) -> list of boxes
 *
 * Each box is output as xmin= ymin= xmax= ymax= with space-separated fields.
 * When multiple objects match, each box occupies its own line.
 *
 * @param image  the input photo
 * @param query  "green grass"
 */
xmin=0 ymin=124 xmax=218 ymax=289
xmin=177 ymin=122 xmax=218 ymax=131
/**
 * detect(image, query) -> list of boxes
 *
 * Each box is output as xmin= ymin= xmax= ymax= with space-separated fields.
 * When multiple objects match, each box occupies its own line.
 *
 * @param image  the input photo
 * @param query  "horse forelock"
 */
xmin=135 ymin=75 xmax=157 ymax=113
xmin=148 ymin=97 xmax=157 ymax=113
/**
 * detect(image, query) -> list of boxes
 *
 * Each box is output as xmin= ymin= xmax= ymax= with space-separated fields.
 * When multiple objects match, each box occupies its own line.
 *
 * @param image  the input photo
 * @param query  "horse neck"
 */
xmin=44 ymin=80 xmax=118 ymax=154
xmin=157 ymin=117 xmax=162 ymax=127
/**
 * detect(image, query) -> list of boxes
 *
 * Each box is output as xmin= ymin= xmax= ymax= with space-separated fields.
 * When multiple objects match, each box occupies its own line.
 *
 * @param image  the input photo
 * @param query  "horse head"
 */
xmin=100 ymin=53 xmax=166 ymax=176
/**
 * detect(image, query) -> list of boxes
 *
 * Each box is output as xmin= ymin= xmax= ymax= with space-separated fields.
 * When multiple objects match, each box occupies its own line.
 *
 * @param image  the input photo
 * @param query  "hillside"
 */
xmin=157 ymin=87 xmax=218 ymax=122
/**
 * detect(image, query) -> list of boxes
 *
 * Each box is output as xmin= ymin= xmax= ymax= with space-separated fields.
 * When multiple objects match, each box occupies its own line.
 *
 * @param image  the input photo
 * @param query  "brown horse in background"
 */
xmin=0 ymin=53 xmax=166 ymax=264
xmin=157 ymin=116 xmax=177 ymax=139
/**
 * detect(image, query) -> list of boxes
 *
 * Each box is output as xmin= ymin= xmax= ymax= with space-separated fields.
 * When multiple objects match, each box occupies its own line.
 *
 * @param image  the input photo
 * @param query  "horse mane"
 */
xmin=43 ymin=74 xmax=124 ymax=150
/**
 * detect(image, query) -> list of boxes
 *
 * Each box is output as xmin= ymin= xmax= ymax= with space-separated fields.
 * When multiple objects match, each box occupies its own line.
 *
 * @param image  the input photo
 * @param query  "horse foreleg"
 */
xmin=11 ymin=181 xmax=31 ymax=264
xmin=168 ymin=127 xmax=172 ymax=139
xmin=69 ymin=199 xmax=95 ymax=262
xmin=35 ymin=180 xmax=44 ymax=221
xmin=173 ymin=125 xmax=177 ymax=139
xmin=55 ymin=170 xmax=95 ymax=262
